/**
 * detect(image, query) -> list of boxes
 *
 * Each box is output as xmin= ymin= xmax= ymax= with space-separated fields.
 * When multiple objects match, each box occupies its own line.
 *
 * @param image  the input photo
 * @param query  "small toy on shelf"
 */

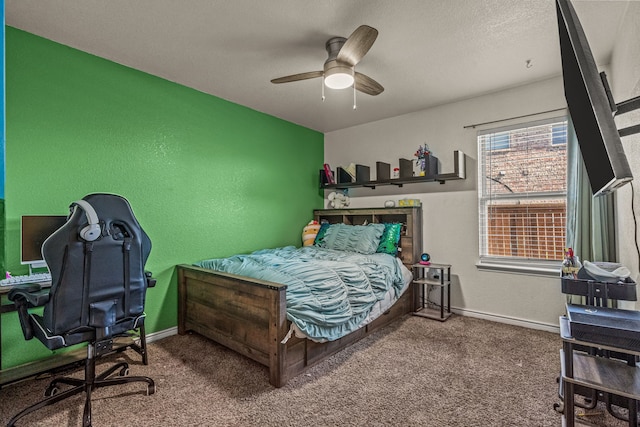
xmin=414 ymin=144 xmax=431 ymax=176
xmin=419 ymin=253 xmax=431 ymax=265
xmin=398 ymin=198 xmax=421 ymax=207
xmin=328 ymin=191 xmax=350 ymax=209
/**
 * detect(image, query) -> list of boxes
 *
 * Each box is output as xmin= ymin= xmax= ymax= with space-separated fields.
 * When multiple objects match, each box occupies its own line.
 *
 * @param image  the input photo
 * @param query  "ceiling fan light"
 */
xmin=324 ymin=65 xmax=354 ymax=89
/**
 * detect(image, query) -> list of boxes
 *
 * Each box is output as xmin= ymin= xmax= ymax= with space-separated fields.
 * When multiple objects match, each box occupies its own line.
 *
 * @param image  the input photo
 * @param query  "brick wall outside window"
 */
xmin=486 ymin=203 xmax=566 ymax=259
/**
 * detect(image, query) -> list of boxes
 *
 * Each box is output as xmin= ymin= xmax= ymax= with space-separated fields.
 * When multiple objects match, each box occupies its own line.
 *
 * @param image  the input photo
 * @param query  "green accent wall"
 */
xmin=1 ymin=2 xmax=5 ymax=272
xmin=2 ymin=27 xmax=323 ymax=368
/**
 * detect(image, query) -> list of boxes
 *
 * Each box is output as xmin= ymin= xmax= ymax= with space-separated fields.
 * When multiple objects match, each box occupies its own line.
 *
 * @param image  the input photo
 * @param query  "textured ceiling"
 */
xmin=5 ymin=0 xmax=631 ymax=133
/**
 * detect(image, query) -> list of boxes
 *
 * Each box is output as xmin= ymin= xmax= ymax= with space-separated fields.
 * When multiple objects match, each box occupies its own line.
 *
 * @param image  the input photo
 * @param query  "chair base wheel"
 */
xmin=44 ymin=385 xmax=59 ymax=397
xmin=147 ymin=383 xmax=156 ymax=396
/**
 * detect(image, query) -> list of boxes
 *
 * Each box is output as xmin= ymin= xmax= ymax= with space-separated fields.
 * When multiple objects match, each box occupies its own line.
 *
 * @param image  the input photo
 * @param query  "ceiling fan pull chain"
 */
xmin=352 ymin=68 xmax=357 ymax=110
xmin=353 ymin=83 xmax=357 ymax=110
xmin=322 ymin=76 xmax=326 ymax=102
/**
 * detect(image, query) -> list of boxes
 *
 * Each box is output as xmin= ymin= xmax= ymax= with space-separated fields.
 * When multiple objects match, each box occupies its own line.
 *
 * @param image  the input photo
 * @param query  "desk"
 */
xmin=559 ymin=316 xmax=640 ymax=426
xmin=1 ymin=284 xmax=148 ymax=388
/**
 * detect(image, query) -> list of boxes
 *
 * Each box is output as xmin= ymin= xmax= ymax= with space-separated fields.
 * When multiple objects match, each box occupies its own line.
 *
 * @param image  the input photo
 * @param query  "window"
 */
xmin=477 ymin=117 xmax=568 ymax=273
xmin=490 ymin=131 xmax=510 ymax=150
xmin=551 ymin=123 xmax=566 ymax=145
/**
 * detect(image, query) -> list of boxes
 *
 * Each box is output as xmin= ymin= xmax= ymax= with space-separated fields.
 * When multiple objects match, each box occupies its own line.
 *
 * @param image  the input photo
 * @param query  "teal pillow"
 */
xmin=315 ymin=223 xmax=384 ymax=254
xmin=313 ymin=223 xmax=331 ymax=245
xmin=376 ymin=223 xmax=402 ymax=256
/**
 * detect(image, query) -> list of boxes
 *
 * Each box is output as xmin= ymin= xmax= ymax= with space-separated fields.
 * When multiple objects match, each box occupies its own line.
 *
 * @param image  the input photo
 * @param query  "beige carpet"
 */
xmin=0 ymin=315 xmax=632 ymax=426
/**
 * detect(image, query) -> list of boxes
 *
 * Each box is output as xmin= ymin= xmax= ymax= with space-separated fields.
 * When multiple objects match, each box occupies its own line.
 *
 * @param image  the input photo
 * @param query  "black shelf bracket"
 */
xmin=615 ymin=95 xmax=640 ymax=116
xmin=615 ymin=95 xmax=640 ymax=137
xmin=601 ymin=71 xmax=640 ymax=137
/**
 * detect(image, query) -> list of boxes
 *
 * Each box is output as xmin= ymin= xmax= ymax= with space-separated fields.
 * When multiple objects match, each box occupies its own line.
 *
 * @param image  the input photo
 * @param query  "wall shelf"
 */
xmin=321 ymin=150 xmax=466 ymax=190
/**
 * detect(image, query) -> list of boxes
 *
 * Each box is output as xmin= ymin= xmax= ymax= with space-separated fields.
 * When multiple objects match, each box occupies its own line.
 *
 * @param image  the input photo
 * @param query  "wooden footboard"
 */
xmin=177 ymin=264 xmax=415 ymax=387
xmin=178 ymin=207 xmax=422 ymax=387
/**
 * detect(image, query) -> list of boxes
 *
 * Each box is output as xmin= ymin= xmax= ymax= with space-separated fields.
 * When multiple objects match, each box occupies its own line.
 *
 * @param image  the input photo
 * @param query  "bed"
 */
xmin=177 ymin=207 xmax=422 ymax=387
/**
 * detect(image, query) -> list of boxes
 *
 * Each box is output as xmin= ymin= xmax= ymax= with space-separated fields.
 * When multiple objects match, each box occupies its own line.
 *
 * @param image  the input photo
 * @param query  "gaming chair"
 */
xmin=7 ymin=193 xmax=156 ymax=427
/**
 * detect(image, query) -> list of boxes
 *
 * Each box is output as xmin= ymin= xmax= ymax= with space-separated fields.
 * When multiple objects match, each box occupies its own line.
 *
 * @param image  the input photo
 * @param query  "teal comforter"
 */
xmin=195 ymin=246 xmax=408 ymax=342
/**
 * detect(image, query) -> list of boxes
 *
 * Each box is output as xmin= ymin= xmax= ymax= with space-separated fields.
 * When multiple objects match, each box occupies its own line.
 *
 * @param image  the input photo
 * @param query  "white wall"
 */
xmin=326 ymin=77 xmax=569 ymax=331
xmin=610 ymin=1 xmax=640 ymax=310
xmin=326 ymin=4 xmax=640 ymax=327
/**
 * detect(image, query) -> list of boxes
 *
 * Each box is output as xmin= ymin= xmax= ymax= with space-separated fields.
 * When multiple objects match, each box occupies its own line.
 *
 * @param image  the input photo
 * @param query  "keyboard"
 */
xmin=0 ymin=272 xmax=52 ymax=287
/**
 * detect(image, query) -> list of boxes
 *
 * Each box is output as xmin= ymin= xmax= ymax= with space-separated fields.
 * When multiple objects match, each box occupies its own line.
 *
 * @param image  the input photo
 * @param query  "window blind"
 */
xmin=478 ymin=117 xmax=568 ymax=263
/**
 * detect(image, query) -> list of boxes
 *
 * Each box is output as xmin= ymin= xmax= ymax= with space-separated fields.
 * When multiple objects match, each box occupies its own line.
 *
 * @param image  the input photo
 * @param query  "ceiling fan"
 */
xmin=271 ymin=25 xmax=384 ymax=98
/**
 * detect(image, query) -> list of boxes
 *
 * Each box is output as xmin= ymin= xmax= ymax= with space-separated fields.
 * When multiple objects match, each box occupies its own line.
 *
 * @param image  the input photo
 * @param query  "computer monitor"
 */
xmin=21 ymin=215 xmax=68 ymax=270
xmin=555 ymin=0 xmax=634 ymax=196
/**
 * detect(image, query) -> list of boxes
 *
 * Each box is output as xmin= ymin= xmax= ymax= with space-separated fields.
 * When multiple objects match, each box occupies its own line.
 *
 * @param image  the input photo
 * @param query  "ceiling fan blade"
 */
xmin=336 ymin=25 xmax=378 ymax=67
xmin=355 ymin=72 xmax=384 ymax=96
xmin=271 ymin=71 xmax=323 ymax=84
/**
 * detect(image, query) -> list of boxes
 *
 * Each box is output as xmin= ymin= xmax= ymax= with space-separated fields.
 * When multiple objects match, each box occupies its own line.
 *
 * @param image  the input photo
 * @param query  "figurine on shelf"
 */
xmin=328 ymin=191 xmax=350 ymax=209
xmin=414 ymin=144 xmax=431 ymax=176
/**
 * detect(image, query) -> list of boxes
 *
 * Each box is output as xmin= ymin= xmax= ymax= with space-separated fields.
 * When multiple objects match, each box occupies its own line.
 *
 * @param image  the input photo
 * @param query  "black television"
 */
xmin=556 ymin=0 xmax=633 ymax=196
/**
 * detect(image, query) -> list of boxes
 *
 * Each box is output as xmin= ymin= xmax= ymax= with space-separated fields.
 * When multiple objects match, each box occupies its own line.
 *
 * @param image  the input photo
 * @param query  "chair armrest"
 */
xmin=8 ymin=285 xmax=50 ymax=307
xmin=7 ymin=285 xmax=50 ymax=341
xmin=145 ymin=271 xmax=156 ymax=288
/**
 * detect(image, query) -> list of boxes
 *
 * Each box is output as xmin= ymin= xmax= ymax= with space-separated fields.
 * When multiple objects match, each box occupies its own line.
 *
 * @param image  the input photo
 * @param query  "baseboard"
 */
xmin=451 ymin=307 xmax=560 ymax=334
xmin=146 ymin=326 xmax=178 ymax=344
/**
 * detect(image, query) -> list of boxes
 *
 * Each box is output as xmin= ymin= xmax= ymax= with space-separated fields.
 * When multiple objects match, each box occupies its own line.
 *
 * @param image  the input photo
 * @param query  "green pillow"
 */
xmin=376 ymin=223 xmax=402 ymax=256
xmin=315 ymin=223 xmax=384 ymax=254
xmin=313 ymin=223 xmax=331 ymax=245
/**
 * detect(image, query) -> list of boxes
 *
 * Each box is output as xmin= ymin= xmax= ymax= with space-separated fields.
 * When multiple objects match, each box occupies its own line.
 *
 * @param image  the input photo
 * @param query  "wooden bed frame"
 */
xmin=177 ymin=207 xmax=422 ymax=387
